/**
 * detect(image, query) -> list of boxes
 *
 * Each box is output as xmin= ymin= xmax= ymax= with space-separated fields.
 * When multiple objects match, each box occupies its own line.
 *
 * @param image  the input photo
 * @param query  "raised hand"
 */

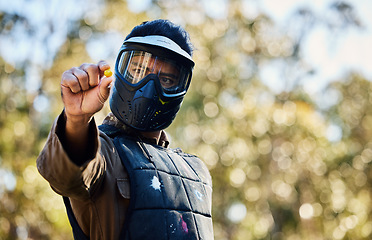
xmin=61 ymin=60 xmax=113 ymax=124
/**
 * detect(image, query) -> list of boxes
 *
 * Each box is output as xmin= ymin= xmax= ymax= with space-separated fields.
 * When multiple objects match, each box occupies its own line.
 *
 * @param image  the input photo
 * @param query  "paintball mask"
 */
xmin=110 ymin=35 xmax=194 ymax=131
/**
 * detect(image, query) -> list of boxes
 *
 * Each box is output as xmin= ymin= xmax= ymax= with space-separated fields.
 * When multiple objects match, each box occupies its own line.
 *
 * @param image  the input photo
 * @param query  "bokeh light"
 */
xmin=2 ymin=0 xmax=372 ymax=239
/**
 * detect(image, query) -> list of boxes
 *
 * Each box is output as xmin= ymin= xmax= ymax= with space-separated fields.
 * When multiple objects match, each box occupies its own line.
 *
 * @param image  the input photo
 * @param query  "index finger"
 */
xmin=79 ymin=63 xmax=99 ymax=88
xmin=98 ymin=60 xmax=111 ymax=73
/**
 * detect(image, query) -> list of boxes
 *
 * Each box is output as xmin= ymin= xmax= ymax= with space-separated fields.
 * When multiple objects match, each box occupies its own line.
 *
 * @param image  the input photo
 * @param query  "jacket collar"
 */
xmin=102 ymin=113 xmax=169 ymax=148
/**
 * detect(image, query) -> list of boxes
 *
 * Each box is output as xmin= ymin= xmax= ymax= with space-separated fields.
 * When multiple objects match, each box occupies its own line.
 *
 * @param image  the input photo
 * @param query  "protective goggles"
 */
xmin=116 ymin=50 xmax=192 ymax=97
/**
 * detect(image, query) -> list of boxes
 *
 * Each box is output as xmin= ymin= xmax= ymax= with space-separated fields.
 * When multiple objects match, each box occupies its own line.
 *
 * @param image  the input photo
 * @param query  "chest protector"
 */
xmin=64 ymin=124 xmax=213 ymax=240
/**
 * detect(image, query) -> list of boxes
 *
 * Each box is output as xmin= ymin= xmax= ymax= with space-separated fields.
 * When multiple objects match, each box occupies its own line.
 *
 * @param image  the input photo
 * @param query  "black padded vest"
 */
xmin=64 ymin=125 xmax=213 ymax=240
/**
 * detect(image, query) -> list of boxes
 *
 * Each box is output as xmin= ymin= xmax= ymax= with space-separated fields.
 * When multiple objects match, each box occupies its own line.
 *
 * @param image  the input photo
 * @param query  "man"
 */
xmin=37 ymin=19 xmax=213 ymax=239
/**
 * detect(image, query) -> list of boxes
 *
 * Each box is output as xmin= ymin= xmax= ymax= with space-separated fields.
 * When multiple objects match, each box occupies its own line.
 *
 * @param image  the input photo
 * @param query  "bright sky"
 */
xmin=1 ymin=0 xmax=372 ymax=98
xmin=172 ymin=0 xmax=372 ymax=95
xmin=258 ymin=0 xmax=372 ymax=95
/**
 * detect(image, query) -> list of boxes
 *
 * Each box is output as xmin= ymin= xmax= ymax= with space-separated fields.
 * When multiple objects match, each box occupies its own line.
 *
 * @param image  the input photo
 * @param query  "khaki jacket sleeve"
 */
xmin=36 ymin=113 xmax=106 ymax=201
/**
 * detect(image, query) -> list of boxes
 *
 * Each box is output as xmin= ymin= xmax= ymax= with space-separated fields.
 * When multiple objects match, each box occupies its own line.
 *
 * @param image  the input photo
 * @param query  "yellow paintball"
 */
xmin=104 ymin=69 xmax=112 ymax=77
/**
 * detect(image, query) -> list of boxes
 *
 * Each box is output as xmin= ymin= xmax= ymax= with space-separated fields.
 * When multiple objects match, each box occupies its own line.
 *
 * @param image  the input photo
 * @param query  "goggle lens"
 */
xmin=117 ymin=50 xmax=191 ymax=95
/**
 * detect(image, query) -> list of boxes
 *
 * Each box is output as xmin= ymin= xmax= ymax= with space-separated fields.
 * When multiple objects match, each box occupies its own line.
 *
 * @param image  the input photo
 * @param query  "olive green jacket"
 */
xmin=37 ymin=113 xmax=169 ymax=239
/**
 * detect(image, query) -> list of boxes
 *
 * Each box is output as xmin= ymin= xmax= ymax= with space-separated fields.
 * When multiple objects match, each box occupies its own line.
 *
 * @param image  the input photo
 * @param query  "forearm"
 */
xmin=61 ymin=110 xmax=96 ymax=165
xmin=37 ymin=61 xmax=112 ymax=199
xmin=37 ymin=112 xmax=103 ymax=200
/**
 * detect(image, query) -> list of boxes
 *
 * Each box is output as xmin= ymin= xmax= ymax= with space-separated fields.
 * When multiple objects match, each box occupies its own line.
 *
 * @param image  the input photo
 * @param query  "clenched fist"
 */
xmin=61 ymin=60 xmax=113 ymax=124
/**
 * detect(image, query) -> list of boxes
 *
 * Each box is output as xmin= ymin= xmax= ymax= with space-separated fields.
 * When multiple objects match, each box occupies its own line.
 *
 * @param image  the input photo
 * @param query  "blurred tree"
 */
xmin=0 ymin=0 xmax=371 ymax=239
xmin=167 ymin=1 xmax=372 ymax=240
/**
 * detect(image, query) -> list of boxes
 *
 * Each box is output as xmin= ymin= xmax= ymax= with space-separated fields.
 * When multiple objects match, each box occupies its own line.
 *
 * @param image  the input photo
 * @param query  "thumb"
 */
xmin=99 ymin=76 xmax=113 ymax=102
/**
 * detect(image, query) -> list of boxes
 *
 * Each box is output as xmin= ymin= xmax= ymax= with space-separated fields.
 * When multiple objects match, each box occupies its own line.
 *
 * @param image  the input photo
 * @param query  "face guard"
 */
xmin=110 ymin=35 xmax=194 ymax=131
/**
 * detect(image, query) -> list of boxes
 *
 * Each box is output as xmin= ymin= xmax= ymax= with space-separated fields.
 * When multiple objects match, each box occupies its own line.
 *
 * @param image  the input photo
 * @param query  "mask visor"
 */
xmin=116 ymin=50 xmax=191 ymax=96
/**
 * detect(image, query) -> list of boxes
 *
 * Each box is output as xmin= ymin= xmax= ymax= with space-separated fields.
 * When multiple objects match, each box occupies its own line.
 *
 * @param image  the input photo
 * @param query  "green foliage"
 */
xmin=1 ymin=0 xmax=371 ymax=239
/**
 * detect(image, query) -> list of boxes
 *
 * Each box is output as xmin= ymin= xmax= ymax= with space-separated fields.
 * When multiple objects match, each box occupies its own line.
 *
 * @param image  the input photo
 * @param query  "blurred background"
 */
xmin=1 ymin=0 xmax=372 ymax=239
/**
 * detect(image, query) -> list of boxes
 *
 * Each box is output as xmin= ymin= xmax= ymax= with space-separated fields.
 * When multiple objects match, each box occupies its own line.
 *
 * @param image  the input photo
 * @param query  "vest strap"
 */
xmin=63 ymin=197 xmax=89 ymax=240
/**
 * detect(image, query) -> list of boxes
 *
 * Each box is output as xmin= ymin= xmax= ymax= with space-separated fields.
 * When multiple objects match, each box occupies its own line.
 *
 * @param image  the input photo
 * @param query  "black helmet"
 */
xmin=110 ymin=35 xmax=195 ymax=131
